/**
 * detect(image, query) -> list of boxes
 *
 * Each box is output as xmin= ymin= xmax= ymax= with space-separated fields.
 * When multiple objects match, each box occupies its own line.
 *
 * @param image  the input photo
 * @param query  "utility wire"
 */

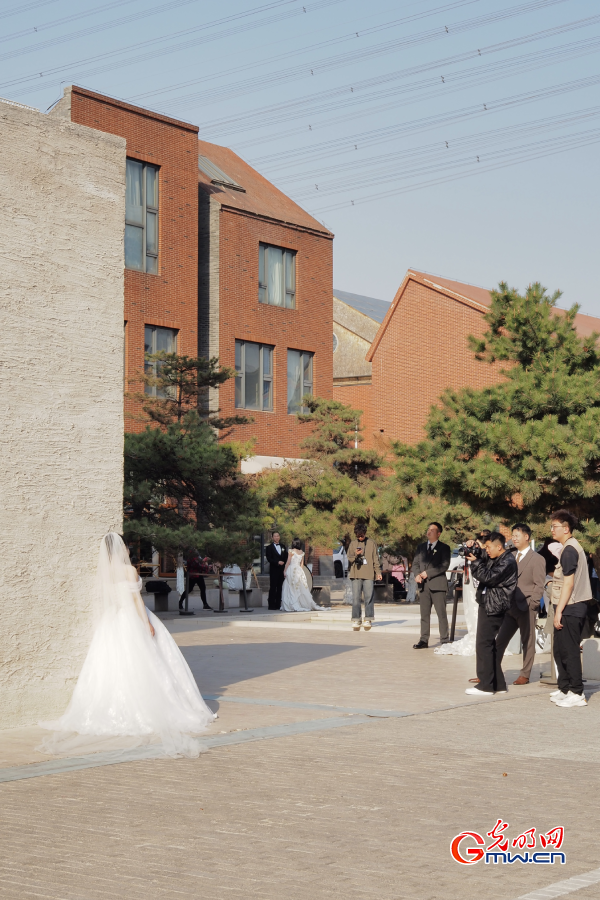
xmin=290 ymin=107 xmax=600 ymax=197
xmin=196 ymin=13 xmax=600 ymax=138
xmin=141 ymin=0 xmax=571 ymax=111
xmin=0 ymin=0 xmax=346 ymax=95
xmin=309 ymin=127 xmax=600 ymax=213
xmin=0 ymin=0 xmax=61 ymax=21
xmin=251 ymin=71 xmax=600 ymax=170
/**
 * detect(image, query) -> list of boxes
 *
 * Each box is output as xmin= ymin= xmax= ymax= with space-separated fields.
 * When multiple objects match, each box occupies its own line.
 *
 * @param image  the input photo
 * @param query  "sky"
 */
xmin=2 ymin=0 xmax=600 ymax=316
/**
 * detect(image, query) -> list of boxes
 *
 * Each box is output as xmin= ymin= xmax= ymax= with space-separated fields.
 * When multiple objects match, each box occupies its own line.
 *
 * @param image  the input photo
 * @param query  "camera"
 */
xmin=355 ymin=551 xmax=366 ymax=568
xmin=457 ymin=544 xmax=469 ymax=558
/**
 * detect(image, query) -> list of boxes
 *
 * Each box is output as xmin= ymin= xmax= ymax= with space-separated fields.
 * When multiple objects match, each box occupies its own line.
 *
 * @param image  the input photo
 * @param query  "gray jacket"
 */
xmin=512 ymin=548 xmax=546 ymax=612
xmin=412 ymin=540 xmax=451 ymax=592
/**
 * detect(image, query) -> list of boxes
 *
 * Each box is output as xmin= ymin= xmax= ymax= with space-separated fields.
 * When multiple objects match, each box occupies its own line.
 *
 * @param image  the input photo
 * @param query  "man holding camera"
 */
xmin=348 ymin=523 xmax=382 ymax=631
xmin=412 ymin=522 xmax=452 ymax=649
xmin=465 ymin=532 xmax=518 ymax=696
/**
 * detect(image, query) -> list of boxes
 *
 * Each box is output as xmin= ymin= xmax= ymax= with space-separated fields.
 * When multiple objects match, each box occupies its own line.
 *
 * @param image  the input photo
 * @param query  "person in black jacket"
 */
xmin=464 ymin=532 xmax=518 ymax=696
xmin=265 ymin=532 xmax=288 ymax=610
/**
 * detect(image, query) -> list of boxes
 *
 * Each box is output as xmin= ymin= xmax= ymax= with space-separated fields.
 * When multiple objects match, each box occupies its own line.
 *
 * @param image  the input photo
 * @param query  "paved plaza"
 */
xmin=1 ymin=608 xmax=600 ymax=900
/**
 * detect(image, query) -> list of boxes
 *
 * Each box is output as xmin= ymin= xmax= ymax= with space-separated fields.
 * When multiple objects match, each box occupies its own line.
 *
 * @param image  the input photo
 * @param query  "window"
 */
xmin=287 ymin=349 xmax=313 ymax=414
xmin=259 ymin=243 xmax=296 ymax=308
xmin=125 ymin=159 xmax=159 ymax=274
xmin=144 ymin=325 xmax=177 ymax=397
xmin=235 ymin=340 xmax=273 ymax=411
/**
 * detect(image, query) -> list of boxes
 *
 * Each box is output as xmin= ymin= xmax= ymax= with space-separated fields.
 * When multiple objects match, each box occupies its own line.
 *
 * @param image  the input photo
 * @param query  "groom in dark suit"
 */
xmin=412 ymin=522 xmax=452 ymax=649
xmin=266 ymin=532 xmax=288 ymax=610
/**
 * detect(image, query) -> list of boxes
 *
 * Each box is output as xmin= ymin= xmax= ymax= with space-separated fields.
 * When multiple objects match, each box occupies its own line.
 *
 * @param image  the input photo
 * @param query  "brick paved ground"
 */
xmin=1 ymin=621 xmax=598 ymax=900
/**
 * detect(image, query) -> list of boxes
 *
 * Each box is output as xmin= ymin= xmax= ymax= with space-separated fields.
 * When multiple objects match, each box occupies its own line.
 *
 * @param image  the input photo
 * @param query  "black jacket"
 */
xmin=412 ymin=540 xmax=451 ymax=591
xmin=266 ymin=542 xmax=288 ymax=576
xmin=470 ymin=548 xmax=518 ymax=616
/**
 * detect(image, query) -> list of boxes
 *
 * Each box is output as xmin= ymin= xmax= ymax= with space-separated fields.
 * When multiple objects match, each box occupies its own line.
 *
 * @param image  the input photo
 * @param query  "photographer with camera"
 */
xmin=464 ymin=532 xmax=518 ymax=696
xmin=348 ymin=523 xmax=382 ymax=632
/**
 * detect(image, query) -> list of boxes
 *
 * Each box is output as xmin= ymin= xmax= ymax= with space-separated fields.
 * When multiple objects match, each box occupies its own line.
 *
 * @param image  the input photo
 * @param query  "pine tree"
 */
xmin=260 ymin=397 xmax=385 ymax=548
xmin=392 ymin=282 xmax=600 ymax=549
xmin=124 ymin=354 xmax=262 ymax=564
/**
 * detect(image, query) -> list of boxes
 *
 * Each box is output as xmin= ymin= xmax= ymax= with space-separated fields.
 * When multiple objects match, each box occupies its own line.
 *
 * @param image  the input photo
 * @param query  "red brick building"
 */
xmin=356 ymin=269 xmax=600 ymax=449
xmin=197 ymin=140 xmax=333 ymax=464
xmin=49 ymin=86 xmax=334 ymax=463
xmin=51 ymin=85 xmax=201 ymax=431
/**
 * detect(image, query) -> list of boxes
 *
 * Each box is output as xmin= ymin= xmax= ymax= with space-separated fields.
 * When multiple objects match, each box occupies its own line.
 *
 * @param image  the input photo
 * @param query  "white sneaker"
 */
xmin=465 ymin=687 xmax=494 ymax=696
xmin=363 ymin=619 xmax=372 ymax=631
xmin=352 ymin=621 xmax=361 ymax=631
xmin=555 ymin=691 xmax=587 ymax=708
xmin=550 ymin=690 xmax=565 ymax=703
xmin=549 ymin=689 xmax=562 ymax=698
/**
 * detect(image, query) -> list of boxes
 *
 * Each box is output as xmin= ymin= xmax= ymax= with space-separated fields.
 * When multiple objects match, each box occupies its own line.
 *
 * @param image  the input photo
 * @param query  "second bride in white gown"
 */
xmin=39 ymin=533 xmax=216 ymax=759
xmin=281 ymin=540 xmax=325 ymax=612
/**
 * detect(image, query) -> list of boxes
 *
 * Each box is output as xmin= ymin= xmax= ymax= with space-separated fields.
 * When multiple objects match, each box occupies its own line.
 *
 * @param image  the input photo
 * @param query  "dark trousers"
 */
xmin=419 ymin=583 xmax=449 ymax=643
xmin=476 ymin=607 xmax=507 ymax=693
xmin=180 ymin=575 xmax=210 ymax=608
xmin=554 ymin=615 xmax=585 ymax=695
xmin=496 ymin=603 xmax=538 ymax=680
xmin=268 ymin=572 xmax=284 ymax=610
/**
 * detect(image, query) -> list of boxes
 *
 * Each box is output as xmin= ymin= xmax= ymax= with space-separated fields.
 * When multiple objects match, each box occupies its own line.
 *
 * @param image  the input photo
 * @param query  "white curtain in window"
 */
xmin=268 ymin=247 xmax=284 ymax=307
xmin=287 ymin=350 xmax=302 ymax=414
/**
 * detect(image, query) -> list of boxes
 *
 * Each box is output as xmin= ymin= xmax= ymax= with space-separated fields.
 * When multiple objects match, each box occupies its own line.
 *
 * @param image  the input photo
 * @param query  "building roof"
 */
xmin=367 ymin=269 xmax=600 ymax=362
xmin=333 ymin=289 xmax=391 ymax=323
xmin=197 ymin=139 xmax=333 ymax=237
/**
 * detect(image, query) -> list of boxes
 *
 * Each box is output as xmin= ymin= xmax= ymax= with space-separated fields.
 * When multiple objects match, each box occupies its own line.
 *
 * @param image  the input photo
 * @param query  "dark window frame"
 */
xmin=144 ymin=325 xmax=178 ymax=397
xmin=235 ymin=340 xmax=274 ymax=412
xmin=258 ymin=243 xmax=296 ymax=309
xmin=125 ymin=159 xmax=159 ymax=275
xmin=287 ymin=349 xmax=313 ymax=415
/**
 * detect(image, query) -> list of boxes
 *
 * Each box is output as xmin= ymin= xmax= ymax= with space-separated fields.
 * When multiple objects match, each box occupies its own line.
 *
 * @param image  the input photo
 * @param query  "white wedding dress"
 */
xmin=39 ymin=533 xmax=216 ymax=759
xmin=435 ymin=561 xmax=478 ymax=657
xmin=281 ymin=551 xmax=325 ymax=612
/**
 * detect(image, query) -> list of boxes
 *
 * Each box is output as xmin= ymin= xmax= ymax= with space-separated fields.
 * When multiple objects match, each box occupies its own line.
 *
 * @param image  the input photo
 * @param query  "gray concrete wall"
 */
xmin=0 ymin=98 xmax=126 ymax=727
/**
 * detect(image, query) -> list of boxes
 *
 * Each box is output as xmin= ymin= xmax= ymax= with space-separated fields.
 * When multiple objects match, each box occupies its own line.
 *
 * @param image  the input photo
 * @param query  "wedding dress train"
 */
xmin=39 ymin=533 xmax=216 ymax=759
xmin=281 ymin=551 xmax=325 ymax=612
xmin=434 ymin=562 xmax=478 ymax=657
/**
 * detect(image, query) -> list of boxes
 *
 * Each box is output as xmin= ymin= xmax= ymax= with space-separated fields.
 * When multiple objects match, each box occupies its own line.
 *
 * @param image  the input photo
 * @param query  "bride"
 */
xmin=281 ymin=539 xmax=325 ymax=612
xmin=39 ymin=533 xmax=216 ymax=759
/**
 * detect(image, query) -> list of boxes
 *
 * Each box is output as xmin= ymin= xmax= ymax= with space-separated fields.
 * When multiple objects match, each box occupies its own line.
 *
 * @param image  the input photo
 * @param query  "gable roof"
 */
xmin=333 ymin=288 xmax=391 ymax=324
xmin=197 ymin=138 xmax=332 ymax=238
xmin=366 ymin=269 xmax=600 ymax=361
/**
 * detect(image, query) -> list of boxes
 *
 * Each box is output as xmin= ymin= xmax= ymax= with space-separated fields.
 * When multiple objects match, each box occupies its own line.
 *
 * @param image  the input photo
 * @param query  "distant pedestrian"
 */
xmin=549 ymin=510 xmax=593 ymax=708
xmin=348 ymin=523 xmax=382 ymax=631
xmin=179 ymin=553 xmax=212 ymax=610
xmin=412 ymin=522 xmax=451 ymax=649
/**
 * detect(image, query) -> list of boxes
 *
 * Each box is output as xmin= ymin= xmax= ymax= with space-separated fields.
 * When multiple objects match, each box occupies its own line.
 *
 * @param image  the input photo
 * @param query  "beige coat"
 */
xmin=348 ymin=538 xmax=381 ymax=580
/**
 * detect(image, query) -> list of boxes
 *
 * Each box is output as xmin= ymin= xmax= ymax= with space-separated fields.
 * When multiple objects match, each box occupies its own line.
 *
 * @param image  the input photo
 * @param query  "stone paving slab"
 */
xmin=0 ymin=623 xmax=597 ymax=899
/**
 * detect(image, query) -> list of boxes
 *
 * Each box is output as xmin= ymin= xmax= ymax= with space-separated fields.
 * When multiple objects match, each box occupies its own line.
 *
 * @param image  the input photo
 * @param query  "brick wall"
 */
xmin=55 ymin=86 xmax=200 ymax=432
xmin=215 ymin=208 xmax=334 ymax=458
xmin=370 ymin=279 xmax=504 ymax=445
xmin=332 ymin=382 xmax=374 ymax=448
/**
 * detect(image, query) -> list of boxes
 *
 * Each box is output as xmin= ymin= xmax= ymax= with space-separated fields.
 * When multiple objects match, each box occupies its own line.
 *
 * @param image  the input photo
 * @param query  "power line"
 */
xmin=0 ymin=0 xmax=61 ymax=22
xmin=0 ymin=0 xmax=346 ymax=95
xmin=289 ymin=106 xmax=600 ymax=198
xmin=199 ymin=24 xmax=600 ymax=141
xmin=308 ymin=127 xmax=600 ymax=213
xmin=250 ymin=71 xmax=600 ymax=170
xmin=137 ymin=0 xmax=572 ymax=111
